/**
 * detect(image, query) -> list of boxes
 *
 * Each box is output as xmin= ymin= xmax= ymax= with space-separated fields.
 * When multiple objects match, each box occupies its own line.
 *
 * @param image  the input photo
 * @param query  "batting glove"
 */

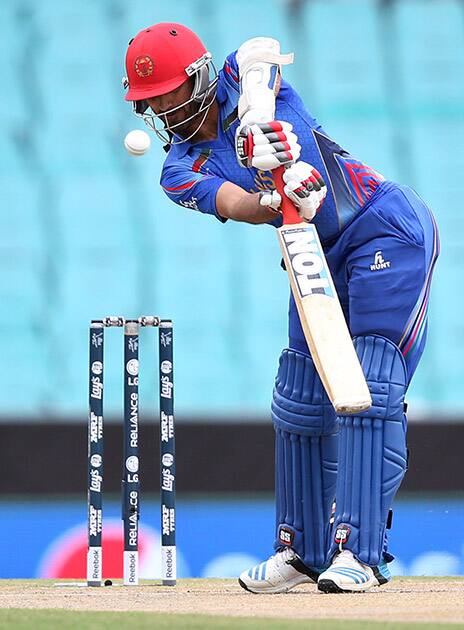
xmin=283 ymin=162 xmax=327 ymax=222
xmin=235 ymin=121 xmax=301 ymax=170
xmin=258 ymin=190 xmax=281 ymax=212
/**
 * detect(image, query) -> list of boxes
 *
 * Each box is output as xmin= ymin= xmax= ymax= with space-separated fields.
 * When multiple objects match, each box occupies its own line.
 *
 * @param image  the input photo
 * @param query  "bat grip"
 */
xmin=273 ymin=166 xmax=301 ymax=225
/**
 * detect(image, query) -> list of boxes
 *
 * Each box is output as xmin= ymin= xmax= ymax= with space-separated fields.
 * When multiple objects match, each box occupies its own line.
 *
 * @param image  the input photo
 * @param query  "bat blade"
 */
xmin=274 ymin=168 xmax=371 ymax=414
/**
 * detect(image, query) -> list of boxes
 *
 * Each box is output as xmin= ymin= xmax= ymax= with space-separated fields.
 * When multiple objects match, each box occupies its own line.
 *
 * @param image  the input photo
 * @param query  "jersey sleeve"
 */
xmin=161 ymin=162 xmax=227 ymax=222
xmin=222 ymin=51 xmax=240 ymax=91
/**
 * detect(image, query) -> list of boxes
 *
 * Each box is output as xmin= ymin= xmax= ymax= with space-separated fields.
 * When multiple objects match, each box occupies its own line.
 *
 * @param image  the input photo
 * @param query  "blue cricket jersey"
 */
xmin=161 ymin=51 xmax=385 ymax=243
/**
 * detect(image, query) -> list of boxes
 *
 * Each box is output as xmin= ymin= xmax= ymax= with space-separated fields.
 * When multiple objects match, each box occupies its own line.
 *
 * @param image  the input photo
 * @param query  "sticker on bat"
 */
xmin=281 ymin=225 xmax=334 ymax=298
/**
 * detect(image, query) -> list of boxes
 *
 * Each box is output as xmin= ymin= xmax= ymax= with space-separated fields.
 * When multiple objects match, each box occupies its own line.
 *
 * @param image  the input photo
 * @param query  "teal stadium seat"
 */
xmin=393 ymin=1 xmax=464 ymax=411
xmin=123 ymin=0 xmax=203 ymax=43
xmin=53 ymin=171 xmax=140 ymax=338
xmin=394 ymin=0 xmax=464 ymax=116
xmin=155 ymin=226 xmax=229 ymax=324
xmin=0 ymin=264 xmax=43 ymax=328
xmin=0 ymin=4 xmax=28 ymax=127
xmin=393 ymin=0 xmax=464 ymax=196
xmin=1 ymin=0 xmax=462 ymax=417
xmin=0 ymin=185 xmax=44 ymax=328
xmin=50 ymin=188 xmax=140 ymax=413
xmin=59 ymin=259 xmax=139 ymax=321
xmin=0 ymin=174 xmax=43 ymax=252
xmin=147 ymin=206 xmax=258 ymax=411
xmin=0 ymin=329 xmax=49 ymax=414
xmin=0 ymin=129 xmax=32 ymax=175
xmin=230 ymin=221 xmax=290 ymax=409
xmin=406 ymin=118 xmax=464 ymax=411
xmin=123 ymin=0 xmax=295 ymax=88
xmin=35 ymin=118 xmax=118 ymax=174
xmin=297 ymin=1 xmax=397 ymax=179
xmin=301 ymin=0 xmax=386 ymax=116
xmin=50 ymin=262 xmax=138 ymax=415
xmin=206 ymin=0 xmax=289 ymax=61
xmin=56 ymin=174 xmax=134 ymax=251
xmin=35 ymin=1 xmax=121 ymax=122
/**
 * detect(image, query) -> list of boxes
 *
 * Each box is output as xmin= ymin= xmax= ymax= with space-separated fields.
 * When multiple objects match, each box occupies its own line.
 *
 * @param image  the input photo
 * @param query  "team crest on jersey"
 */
xmin=134 ymin=56 xmax=154 ymax=78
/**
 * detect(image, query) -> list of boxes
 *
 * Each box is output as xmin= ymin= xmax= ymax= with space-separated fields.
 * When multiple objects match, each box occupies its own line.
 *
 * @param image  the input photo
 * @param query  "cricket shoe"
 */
xmin=317 ymin=550 xmax=391 ymax=593
xmin=238 ymin=547 xmax=320 ymax=594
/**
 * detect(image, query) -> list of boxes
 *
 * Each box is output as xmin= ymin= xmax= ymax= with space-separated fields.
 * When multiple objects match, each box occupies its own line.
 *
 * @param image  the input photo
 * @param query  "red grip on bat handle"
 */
xmin=273 ymin=166 xmax=301 ymax=225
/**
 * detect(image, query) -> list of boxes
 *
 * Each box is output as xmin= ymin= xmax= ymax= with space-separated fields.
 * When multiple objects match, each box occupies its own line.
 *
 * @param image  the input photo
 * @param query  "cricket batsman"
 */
xmin=123 ymin=23 xmax=439 ymax=593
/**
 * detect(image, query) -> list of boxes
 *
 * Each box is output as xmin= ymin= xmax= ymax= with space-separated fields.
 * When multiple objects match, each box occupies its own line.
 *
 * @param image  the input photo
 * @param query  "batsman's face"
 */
xmin=147 ymin=78 xmax=197 ymax=135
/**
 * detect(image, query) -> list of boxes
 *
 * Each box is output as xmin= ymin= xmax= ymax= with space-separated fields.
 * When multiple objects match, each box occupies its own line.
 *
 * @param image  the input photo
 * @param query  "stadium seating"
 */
xmin=1 ymin=0 xmax=462 ymax=416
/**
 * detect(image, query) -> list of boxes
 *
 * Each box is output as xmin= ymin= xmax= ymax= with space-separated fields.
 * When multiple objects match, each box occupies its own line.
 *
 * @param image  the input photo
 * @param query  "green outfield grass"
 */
xmin=0 ymin=610 xmax=462 ymax=630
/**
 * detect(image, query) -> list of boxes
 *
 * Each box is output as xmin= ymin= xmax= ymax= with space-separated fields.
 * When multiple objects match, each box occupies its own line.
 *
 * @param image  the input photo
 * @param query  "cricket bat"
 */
xmin=273 ymin=166 xmax=372 ymax=414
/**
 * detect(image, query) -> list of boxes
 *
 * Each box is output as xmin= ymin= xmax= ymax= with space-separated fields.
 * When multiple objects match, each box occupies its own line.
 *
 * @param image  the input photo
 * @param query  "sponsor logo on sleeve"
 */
xmin=180 ymin=197 xmax=200 ymax=211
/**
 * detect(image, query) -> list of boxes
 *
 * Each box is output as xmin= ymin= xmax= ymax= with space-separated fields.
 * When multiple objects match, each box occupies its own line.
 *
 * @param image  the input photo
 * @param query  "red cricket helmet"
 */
xmin=125 ymin=23 xmax=209 ymax=101
xmin=123 ymin=22 xmax=218 ymax=145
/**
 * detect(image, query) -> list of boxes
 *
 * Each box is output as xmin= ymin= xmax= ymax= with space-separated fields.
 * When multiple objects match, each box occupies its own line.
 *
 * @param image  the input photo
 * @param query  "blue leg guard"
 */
xmin=328 ymin=335 xmax=408 ymax=567
xmin=272 ymin=348 xmax=338 ymax=570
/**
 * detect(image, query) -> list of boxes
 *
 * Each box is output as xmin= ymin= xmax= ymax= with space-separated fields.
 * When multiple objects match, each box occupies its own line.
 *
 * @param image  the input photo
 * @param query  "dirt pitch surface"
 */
xmin=0 ymin=578 xmax=463 ymax=626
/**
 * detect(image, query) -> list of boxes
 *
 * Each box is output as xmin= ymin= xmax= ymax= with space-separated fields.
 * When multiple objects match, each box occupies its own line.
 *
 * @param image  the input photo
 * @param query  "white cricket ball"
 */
xmin=124 ymin=129 xmax=151 ymax=156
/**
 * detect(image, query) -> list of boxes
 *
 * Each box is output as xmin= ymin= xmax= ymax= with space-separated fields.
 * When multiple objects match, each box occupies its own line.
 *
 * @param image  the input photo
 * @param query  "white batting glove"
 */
xmin=283 ymin=162 xmax=327 ymax=222
xmin=258 ymin=190 xmax=282 ymax=212
xmin=235 ymin=121 xmax=301 ymax=170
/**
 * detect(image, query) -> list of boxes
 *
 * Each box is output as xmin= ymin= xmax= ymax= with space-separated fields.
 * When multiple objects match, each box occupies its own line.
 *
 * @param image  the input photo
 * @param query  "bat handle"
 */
xmin=273 ymin=166 xmax=301 ymax=226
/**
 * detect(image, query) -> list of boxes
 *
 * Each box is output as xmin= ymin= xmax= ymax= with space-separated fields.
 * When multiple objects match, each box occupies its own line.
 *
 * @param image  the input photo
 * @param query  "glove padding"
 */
xmin=236 ymin=121 xmax=301 ymax=170
xmin=259 ymin=190 xmax=281 ymax=212
xmin=282 ymin=162 xmax=327 ymax=222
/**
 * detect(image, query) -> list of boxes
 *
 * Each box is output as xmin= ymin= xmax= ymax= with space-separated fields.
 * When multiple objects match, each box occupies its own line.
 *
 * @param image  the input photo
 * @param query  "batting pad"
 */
xmin=272 ymin=349 xmax=338 ymax=569
xmin=329 ymin=335 xmax=408 ymax=566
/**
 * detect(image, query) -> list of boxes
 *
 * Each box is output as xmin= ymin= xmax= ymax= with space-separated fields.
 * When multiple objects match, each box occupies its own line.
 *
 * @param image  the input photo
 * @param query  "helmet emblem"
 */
xmin=134 ymin=56 xmax=154 ymax=78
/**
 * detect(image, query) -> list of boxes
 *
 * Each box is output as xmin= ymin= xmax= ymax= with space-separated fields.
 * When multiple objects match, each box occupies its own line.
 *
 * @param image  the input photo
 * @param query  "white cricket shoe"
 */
xmin=317 ymin=550 xmax=391 ymax=593
xmin=238 ymin=547 xmax=319 ymax=594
